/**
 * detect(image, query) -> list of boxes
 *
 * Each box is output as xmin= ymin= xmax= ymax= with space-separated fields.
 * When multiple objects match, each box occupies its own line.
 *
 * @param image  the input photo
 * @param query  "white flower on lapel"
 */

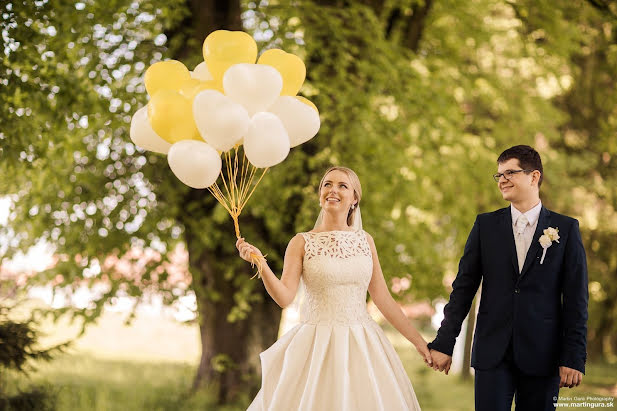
xmin=539 ymin=227 xmax=560 ymax=264
xmin=544 ymin=227 xmax=560 ymax=242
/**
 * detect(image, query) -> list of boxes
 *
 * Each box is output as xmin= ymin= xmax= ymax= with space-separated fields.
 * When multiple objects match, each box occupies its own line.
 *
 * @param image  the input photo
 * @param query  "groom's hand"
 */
xmin=559 ymin=366 xmax=583 ymax=388
xmin=429 ymin=349 xmax=452 ymax=375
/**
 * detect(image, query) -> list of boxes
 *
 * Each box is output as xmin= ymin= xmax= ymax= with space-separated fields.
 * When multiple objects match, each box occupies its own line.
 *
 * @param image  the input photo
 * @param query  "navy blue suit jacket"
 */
xmin=428 ymin=206 xmax=588 ymax=375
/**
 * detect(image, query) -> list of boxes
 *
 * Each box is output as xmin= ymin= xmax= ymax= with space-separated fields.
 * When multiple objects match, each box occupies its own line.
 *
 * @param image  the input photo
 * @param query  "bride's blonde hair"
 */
xmin=318 ymin=166 xmax=362 ymax=227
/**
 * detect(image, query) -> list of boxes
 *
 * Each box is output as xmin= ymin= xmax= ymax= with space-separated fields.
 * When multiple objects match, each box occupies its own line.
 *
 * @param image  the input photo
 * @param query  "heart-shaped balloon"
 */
xmin=295 ymin=96 xmax=318 ymax=112
xmin=258 ymin=49 xmax=306 ymax=96
xmin=244 ymin=112 xmax=290 ymax=168
xmin=193 ymin=90 xmax=250 ymax=152
xmin=268 ymin=96 xmax=320 ymax=147
xmin=179 ymin=78 xmax=222 ymax=101
xmin=202 ymin=30 xmax=257 ymax=81
xmin=178 ymin=78 xmax=202 ymax=98
xmin=167 ymin=140 xmax=222 ymax=189
xmin=191 ymin=62 xmax=213 ymax=81
xmin=147 ymin=89 xmax=201 ymax=144
xmin=223 ymin=64 xmax=282 ymax=116
xmin=129 ymin=106 xmax=172 ymax=154
xmin=144 ymin=60 xmax=191 ymax=96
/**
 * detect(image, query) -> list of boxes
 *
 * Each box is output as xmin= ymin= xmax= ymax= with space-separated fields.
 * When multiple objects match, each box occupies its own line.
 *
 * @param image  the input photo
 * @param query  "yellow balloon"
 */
xmin=258 ymin=49 xmax=306 ymax=96
xmin=179 ymin=78 xmax=223 ymax=101
xmin=295 ymin=96 xmax=318 ymax=113
xmin=202 ymin=30 xmax=257 ymax=81
xmin=144 ymin=60 xmax=191 ymax=96
xmin=147 ymin=90 xmax=201 ymax=144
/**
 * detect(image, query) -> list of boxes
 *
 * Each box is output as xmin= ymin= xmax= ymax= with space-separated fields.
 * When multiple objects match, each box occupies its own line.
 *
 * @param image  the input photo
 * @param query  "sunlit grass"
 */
xmin=3 ymin=308 xmax=615 ymax=411
xmin=4 ymin=354 xmax=247 ymax=411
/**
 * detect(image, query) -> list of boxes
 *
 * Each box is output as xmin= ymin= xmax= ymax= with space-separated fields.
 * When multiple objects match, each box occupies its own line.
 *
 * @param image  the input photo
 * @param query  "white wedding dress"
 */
xmin=247 ymin=229 xmax=421 ymax=410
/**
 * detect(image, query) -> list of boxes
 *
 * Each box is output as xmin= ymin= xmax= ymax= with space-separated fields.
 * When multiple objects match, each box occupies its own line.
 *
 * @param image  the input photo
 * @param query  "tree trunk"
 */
xmin=187 ymin=238 xmax=281 ymax=403
xmin=166 ymin=0 xmax=282 ymax=404
xmin=167 ymin=0 xmax=243 ymax=61
xmin=461 ymin=297 xmax=476 ymax=380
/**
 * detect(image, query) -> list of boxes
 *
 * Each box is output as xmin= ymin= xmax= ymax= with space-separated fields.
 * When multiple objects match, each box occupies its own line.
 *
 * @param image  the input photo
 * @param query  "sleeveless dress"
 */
xmin=247 ymin=229 xmax=421 ymax=411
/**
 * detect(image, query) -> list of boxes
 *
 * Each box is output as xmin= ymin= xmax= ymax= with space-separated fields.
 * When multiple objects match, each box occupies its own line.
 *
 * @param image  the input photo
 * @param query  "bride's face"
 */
xmin=319 ymin=170 xmax=357 ymax=213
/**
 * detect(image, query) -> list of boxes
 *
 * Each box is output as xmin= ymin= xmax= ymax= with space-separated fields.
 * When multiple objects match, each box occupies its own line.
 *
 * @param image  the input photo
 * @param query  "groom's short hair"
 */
xmin=497 ymin=145 xmax=544 ymax=188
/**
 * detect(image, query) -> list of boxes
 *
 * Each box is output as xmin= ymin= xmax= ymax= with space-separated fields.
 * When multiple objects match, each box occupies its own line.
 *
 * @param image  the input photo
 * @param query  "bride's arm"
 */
xmin=365 ymin=233 xmax=428 ymax=351
xmin=236 ymin=234 xmax=305 ymax=309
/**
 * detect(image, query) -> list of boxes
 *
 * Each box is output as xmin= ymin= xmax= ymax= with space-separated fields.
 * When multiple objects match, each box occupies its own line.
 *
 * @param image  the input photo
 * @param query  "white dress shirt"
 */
xmin=511 ymin=201 xmax=542 ymax=272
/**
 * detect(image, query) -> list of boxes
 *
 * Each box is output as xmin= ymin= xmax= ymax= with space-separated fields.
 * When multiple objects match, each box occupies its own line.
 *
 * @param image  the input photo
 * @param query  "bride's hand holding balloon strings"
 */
xmin=236 ymin=238 xmax=264 ymax=263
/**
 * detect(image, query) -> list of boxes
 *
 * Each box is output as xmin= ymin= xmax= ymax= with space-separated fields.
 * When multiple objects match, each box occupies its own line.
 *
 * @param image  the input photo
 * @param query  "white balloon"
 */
xmin=244 ymin=112 xmax=290 ymax=168
xmin=223 ymin=64 xmax=282 ymax=116
xmin=167 ymin=140 xmax=222 ymax=189
xmin=129 ymin=106 xmax=172 ymax=154
xmin=193 ymin=90 xmax=250 ymax=152
xmin=191 ymin=62 xmax=213 ymax=81
xmin=268 ymin=96 xmax=320 ymax=147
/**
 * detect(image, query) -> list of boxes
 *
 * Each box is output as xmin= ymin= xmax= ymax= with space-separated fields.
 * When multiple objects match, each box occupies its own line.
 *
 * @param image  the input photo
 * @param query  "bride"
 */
xmin=237 ymin=166 xmax=431 ymax=410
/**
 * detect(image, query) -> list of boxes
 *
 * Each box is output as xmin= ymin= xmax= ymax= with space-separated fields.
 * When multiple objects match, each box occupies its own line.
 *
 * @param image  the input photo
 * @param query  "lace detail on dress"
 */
xmin=302 ymin=230 xmax=371 ymax=260
xmin=297 ymin=230 xmax=374 ymax=325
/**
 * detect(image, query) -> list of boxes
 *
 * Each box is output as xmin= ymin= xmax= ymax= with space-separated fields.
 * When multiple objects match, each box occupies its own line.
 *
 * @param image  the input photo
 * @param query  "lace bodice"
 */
xmin=298 ymin=230 xmax=374 ymax=325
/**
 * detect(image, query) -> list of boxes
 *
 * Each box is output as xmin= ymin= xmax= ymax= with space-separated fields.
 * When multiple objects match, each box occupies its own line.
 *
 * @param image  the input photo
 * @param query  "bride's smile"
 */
xmin=319 ymin=170 xmax=356 ymax=213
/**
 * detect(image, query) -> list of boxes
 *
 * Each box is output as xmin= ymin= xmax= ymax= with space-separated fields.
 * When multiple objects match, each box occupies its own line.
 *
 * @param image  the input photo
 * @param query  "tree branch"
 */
xmin=584 ymin=0 xmax=617 ymax=20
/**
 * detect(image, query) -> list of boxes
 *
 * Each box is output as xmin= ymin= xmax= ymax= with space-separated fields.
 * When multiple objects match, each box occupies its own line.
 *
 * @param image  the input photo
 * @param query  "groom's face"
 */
xmin=497 ymin=158 xmax=536 ymax=203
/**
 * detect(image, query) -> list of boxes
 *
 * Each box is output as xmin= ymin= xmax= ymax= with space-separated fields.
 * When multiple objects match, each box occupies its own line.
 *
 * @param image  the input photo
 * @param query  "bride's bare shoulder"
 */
xmin=361 ymin=230 xmax=377 ymax=249
xmin=361 ymin=229 xmax=373 ymax=239
xmin=286 ymin=233 xmax=307 ymax=252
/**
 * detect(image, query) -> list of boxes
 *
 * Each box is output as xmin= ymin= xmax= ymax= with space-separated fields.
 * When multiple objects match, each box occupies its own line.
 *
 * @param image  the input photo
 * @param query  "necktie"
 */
xmin=515 ymin=214 xmax=528 ymax=273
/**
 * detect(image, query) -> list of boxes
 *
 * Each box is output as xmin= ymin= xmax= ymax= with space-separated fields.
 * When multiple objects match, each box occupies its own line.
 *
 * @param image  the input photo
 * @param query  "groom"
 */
xmin=428 ymin=145 xmax=588 ymax=411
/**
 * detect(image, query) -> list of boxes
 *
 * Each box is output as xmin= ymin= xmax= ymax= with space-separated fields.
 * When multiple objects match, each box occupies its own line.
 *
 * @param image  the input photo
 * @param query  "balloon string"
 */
xmin=207 ymin=146 xmax=269 ymax=279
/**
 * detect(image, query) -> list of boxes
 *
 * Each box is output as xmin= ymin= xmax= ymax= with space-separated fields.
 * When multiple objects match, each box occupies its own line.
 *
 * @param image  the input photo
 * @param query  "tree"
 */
xmin=0 ymin=301 xmax=66 ymax=411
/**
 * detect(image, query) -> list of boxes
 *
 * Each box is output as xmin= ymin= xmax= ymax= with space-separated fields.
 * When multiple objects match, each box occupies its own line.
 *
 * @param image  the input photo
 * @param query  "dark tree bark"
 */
xmin=167 ymin=0 xmax=243 ymax=61
xmin=186 ymin=223 xmax=280 ymax=402
xmin=402 ymin=0 xmax=434 ymax=52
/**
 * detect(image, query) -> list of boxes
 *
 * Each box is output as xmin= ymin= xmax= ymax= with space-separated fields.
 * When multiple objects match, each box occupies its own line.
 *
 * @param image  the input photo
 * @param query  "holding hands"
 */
xmin=414 ymin=340 xmax=434 ymax=367
xmin=428 ymin=349 xmax=452 ymax=375
xmin=424 ymin=351 xmax=584 ymax=384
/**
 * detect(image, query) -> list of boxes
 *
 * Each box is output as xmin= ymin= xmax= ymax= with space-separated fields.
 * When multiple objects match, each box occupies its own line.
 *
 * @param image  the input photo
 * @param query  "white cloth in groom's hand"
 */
xmin=511 ymin=202 xmax=541 ymax=272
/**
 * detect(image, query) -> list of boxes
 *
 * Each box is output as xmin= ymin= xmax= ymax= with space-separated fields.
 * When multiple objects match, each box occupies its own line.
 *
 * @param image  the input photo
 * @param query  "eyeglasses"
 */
xmin=493 ymin=169 xmax=533 ymax=182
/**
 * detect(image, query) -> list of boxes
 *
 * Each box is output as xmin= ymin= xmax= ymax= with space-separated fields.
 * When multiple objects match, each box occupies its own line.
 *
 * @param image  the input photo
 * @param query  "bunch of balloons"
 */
xmin=129 ymin=30 xmax=320 ymax=277
xmin=130 ymin=30 xmax=320 ymax=272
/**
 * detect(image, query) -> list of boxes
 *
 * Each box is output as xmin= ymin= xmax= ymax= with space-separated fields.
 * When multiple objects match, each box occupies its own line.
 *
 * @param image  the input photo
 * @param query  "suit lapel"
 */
xmin=501 ymin=208 xmax=519 ymax=275
xmin=519 ymin=206 xmax=551 ymax=279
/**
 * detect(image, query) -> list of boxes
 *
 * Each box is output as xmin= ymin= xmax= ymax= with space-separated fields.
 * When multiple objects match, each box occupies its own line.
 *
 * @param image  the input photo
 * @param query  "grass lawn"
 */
xmin=3 ymin=308 xmax=615 ymax=410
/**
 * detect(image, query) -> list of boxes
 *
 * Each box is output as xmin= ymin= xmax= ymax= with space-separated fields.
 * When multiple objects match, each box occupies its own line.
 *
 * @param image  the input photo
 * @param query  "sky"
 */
xmin=0 ymin=196 xmax=54 ymax=272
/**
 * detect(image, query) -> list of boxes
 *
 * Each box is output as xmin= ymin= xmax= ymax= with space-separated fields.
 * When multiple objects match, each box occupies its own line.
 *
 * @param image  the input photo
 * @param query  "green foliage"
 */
xmin=1 ymin=0 xmax=190 ymax=328
xmin=507 ymin=0 xmax=617 ymax=359
xmin=250 ymin=0 xmax=570 ymax=299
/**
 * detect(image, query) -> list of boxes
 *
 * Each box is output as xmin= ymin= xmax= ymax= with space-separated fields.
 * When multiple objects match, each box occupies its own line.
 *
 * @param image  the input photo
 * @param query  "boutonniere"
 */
xmin=539 ymin=227 xmax=560 ymax=264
